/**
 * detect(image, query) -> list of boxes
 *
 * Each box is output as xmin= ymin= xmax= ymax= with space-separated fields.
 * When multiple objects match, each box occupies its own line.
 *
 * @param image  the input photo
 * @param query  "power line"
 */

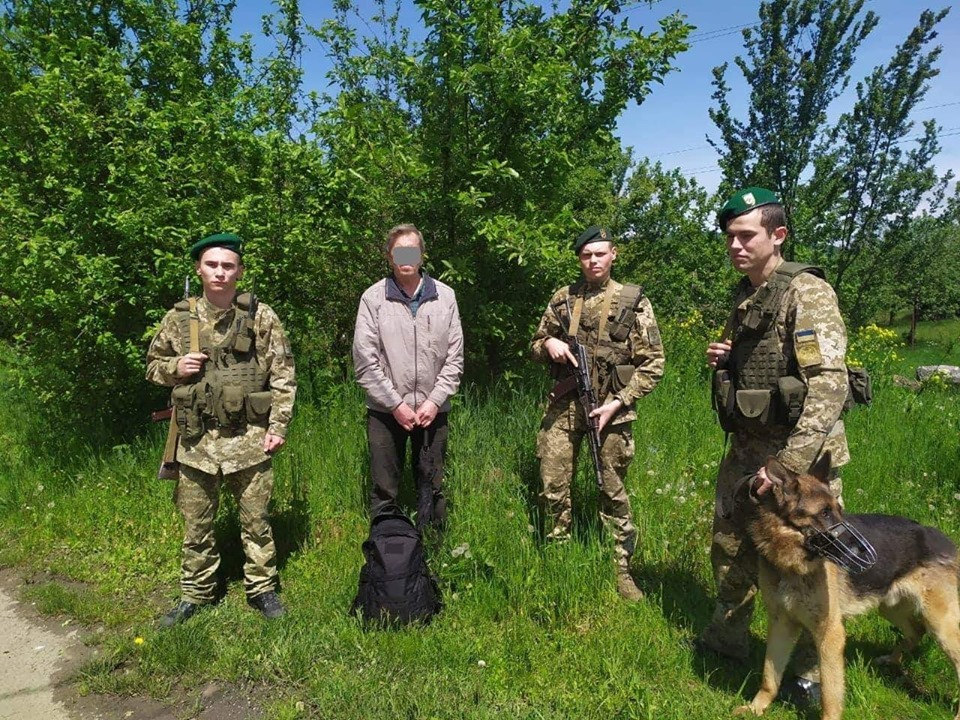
xmin=688 ymin=23 xmax=757 ymax=43
xmin=650 ymin=144 xmax=712 ymax=158
xmin=680 ymin=164 xmax=721 ymax=177
xmin=916 ymin=101 xmax=960 ymax=112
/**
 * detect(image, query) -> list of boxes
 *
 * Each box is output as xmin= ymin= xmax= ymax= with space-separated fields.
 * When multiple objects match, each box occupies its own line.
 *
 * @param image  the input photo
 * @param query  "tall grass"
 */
xmin=0 ymin=324 xmax=958 ymax=719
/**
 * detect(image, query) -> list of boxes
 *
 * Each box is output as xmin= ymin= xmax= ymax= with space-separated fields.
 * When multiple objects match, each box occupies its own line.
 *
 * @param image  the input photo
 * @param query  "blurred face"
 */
xmin=725 ymin=209 xmax=785 ymax=284
xmin=578 ymin=241 xmax=617 ymax=284
xmin=389 ymin=232 xmax=423 ymax=283
xmin=196 ymin=246 xmax=243 ymax=294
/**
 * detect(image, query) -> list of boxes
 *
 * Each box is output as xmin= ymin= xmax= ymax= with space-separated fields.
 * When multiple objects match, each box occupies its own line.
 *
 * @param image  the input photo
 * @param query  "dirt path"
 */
xmin=0 ymin=572 xmax=260 ymax=720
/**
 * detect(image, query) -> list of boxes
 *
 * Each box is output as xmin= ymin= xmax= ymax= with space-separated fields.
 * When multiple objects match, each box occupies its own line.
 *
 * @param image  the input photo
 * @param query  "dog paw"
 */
xmin=733 ymin=705 xmax=761 ymax=716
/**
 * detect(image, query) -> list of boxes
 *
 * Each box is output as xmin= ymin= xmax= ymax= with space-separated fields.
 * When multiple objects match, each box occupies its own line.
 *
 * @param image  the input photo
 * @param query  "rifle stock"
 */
xmin=156 ymin=406 xmax=180 ymax=479
xmin=153 ymin=275 xmax=190 ymax=480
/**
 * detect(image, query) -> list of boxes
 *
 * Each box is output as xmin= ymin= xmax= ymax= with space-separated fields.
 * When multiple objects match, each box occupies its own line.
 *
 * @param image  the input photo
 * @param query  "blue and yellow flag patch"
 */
xmin=794 ymin=328 xmax=823 ymax=368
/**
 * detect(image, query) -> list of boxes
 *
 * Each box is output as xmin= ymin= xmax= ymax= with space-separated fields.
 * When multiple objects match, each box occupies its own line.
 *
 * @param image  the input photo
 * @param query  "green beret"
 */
xmin=718 ymin=187 xmax=781 ymax=231
xmin=190 ymin=232 xmax=243 ymax=261
xmin=573 ymin=225 xmax=612 ymax=254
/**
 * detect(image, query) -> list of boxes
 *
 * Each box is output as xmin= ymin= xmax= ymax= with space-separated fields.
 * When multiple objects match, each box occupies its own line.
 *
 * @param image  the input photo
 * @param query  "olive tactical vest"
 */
xmin=713 ymin=263 xmax=824 ymax=431
xmin=555 ymin=282 xmax=645 ymax=397
xmin=171 ymin=293 xmax=271 ymax=440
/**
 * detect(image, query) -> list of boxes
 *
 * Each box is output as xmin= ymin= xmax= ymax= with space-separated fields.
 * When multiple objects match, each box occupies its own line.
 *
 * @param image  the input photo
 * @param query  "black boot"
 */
xmin=248 ymin=591 xmax=286 ymax=619
xmin=159 ymin=600 xmax=201 ymax=628
xmin=777 ymin=677 xmax=821 ymax=709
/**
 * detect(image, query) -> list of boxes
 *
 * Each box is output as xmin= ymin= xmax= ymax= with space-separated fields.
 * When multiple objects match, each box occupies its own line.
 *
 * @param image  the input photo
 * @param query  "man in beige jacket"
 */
xmin=352 ymin=224 xmax=464 ymax=530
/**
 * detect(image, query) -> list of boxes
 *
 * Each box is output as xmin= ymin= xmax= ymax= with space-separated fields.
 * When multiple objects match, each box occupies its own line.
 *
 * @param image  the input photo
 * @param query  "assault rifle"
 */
xmin=549 ymin=305 xmax=604 ymax=490
xmin=153 ymin=275 xmax=190 ymax=480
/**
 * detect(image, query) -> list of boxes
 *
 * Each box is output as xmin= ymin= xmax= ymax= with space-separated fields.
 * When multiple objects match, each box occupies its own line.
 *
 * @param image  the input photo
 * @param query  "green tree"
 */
xmin=614 ymin=160 xmax=734 ymax=327
xmin=0 ymin=0 xmax=311 ymax=427
xmin=708 ymin=0 xmax=877 ymax=227
xmin=708 ymin=0 xmax=952 ymax=323
xmin=315 ymin=0 xmax=692 ymax=375
xmin=886 ymin=194 xmax=960 ymax=345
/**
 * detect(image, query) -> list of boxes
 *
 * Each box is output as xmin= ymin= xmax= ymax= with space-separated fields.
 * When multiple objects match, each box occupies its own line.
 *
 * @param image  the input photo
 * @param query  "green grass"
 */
xmin=1 ymin=324 xmax=959 ymax=719
xmin=883 ymin=316 xmax=960 ymax=371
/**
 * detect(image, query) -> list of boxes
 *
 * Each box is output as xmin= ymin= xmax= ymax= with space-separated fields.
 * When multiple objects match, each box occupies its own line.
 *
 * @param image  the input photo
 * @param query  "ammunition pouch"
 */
xmin=735 ymin=389 xmax=773 ymax=426
xmin=844 ymin=366 xmax=872 ymax=410
xmin=245 ymin=390 xmax=273 ymax=424
xmin=607 ymin=314 xmax=634 ymax=342
xmin=777 ymin=375 xmax=807 ymax=425
xmin=611 ymin=364 xmax=635 ymax=393
xmin=171 ymin=383 xmax=205 ymax=441
xmin=712 ymin=372 xmax=809 ymax=431
xmin=712 ymin=368 xmax=737 ymax=432
xmin=216 ymin=383 xmax=246 ymax=429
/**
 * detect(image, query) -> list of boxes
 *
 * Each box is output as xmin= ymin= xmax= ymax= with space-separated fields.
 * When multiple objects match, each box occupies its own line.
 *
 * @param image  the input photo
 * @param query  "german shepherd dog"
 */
xmin=731 ymin=452 xmax=960 ymax=720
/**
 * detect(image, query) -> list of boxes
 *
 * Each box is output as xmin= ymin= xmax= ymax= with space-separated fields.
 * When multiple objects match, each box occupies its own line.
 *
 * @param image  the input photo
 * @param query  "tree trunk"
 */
xmin=909 ymin=300 xmax=918 ymax=347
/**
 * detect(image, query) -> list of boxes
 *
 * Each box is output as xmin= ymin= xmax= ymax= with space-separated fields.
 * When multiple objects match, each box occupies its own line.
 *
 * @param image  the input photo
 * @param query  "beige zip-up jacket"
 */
xmin=352 ymin=274 xmax=464 ymax=414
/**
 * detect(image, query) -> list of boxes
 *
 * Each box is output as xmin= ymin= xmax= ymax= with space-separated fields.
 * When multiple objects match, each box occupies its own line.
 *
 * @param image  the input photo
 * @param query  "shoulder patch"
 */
xmin=794 ymin=328 xmax=823 ymax=368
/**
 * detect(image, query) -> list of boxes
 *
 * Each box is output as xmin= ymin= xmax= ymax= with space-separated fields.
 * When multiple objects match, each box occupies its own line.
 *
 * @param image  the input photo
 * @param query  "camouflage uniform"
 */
xmin=146 ymin=295 xmax=296 ymax=604
xmin=702 ymin=262 xmax=848 ymax=673
xmin=531 ymin=278 xmax=665 ymax=572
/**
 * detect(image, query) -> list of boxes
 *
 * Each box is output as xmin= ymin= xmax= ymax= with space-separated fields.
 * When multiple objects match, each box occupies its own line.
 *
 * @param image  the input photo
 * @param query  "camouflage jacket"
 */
xmin=531 ymin=277 xmax=665 ymax=430
xmin=146 ymin=294 xmax=296 ymax=475
xmin=725 ymin=259 xmax=849 ymax=472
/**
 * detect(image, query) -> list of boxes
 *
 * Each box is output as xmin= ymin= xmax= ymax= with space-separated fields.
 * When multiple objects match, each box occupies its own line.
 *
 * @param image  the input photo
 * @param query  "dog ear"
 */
xmin=764 ymin=456 xmax=799 ymax=503
xmin=808 ymin=451 xmax=832 ymax=485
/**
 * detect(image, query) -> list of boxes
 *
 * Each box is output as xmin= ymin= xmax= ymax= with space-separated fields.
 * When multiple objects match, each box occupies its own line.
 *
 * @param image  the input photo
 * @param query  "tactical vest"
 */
xmin=713 ymin=263 xmax=823 ymax=432
xmin=169 ymin=293 xmax=272 ymax=441
xmin=554 ymin=282 xmax=646 ymax=398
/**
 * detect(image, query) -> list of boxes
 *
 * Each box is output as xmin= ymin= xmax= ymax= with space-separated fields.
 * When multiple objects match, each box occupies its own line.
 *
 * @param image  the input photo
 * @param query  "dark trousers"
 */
xmin=367 ymin=409 xmax=449 ymax=529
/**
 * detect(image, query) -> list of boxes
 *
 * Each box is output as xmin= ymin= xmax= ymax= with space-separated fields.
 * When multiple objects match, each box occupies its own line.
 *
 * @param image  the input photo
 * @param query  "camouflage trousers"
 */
xmin=701 ymin=435 xmax=843 ymax=680
xmin=536 ymin=420 xmax=637 ymax=571
xmin=175 ymin=460 xmax=278 ymax=604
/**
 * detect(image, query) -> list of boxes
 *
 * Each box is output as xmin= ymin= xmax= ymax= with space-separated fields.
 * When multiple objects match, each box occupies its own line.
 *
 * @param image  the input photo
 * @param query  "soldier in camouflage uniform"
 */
xmin=531 ymin=225 xmax=665 ymax=601
xmin=697 ymin=188 xmax=850 ymax=703
xmin=146 ymin=232 xmax=296 ymax=626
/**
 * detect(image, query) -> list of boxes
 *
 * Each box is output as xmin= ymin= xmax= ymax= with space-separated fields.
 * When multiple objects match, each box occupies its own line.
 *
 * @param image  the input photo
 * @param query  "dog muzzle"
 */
xmin=805 ymin=521 xmax=878 ymax=573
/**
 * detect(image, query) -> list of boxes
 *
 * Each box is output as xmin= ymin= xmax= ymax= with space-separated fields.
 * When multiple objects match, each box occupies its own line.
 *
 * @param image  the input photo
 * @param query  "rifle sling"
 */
xmin=569 ymin=294 xmax=584 ymax=338
xmin=188 ymin=297 xmax=200 ymax=353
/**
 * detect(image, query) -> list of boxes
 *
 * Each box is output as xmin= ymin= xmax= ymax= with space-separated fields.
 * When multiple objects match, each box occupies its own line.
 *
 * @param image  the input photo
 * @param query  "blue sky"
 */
xmin=234 ymin=1 xmax=959 ymax=195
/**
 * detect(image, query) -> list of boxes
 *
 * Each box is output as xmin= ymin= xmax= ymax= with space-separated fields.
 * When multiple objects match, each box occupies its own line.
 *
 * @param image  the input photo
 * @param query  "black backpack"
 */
xmin=350 ymin=507 xmax=441 ymax=627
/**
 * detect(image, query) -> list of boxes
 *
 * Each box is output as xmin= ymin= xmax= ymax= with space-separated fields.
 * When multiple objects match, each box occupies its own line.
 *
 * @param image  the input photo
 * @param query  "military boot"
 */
xmin=777 ymin=677 xmax=821 ymax=709
xmin=616 ymin=569 xmax=644 ymax=602
xmin=248 ymin=591 xmax=286 ymax=619
xmin=159 ymin=600 xmax=201 ymax=628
